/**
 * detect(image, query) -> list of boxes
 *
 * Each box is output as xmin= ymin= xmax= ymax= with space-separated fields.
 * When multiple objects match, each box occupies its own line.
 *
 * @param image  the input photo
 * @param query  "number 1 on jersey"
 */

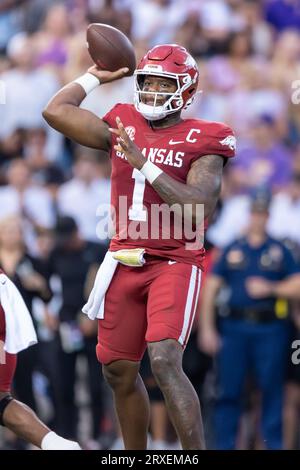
xmin=128 ymin=168 xmax=147 ymax=222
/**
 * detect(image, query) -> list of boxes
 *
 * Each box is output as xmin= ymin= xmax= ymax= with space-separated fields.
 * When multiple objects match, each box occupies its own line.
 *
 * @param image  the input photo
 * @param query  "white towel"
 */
xmin=0 ymin=273 xmax=37 ymax=354
xmin=82 ymin=251 xmax=118 ymax=320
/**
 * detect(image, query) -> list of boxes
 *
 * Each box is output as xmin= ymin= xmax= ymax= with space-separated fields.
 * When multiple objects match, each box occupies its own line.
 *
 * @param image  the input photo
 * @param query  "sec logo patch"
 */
xmin=125 ymin=126 xmax=136 ymax=141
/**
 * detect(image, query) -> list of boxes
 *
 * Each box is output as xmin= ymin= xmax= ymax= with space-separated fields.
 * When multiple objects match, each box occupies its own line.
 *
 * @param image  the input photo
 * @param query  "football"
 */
xmin=86 ymin=23 xmax=136 ymax=76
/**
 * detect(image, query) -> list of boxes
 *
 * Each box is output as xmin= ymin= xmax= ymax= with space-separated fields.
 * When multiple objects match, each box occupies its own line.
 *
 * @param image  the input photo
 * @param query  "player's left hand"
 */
xmin=109 ymin=117 xmax=146 ymax=170
xmin=246 ymin=277 xmax=274 ymax=298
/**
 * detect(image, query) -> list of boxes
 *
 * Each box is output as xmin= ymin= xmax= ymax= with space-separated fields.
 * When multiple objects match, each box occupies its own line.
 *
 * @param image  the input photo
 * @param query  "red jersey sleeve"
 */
xmin=204 ymin=123 xmax=236 ymax=158
xmin=191 ymin=122 xmax=236 ymax=163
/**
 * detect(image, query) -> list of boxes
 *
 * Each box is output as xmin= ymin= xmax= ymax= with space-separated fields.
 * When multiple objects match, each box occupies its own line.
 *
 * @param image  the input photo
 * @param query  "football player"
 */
xmin=0 ymin=271 xmax=81 ymax=450
xmin=43 ymin=44 xmax=236 ymax=450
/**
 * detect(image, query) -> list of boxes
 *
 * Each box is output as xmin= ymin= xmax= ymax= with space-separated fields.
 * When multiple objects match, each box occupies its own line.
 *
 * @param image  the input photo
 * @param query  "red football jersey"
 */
xmin=103 ymin=103 xmax=235 ymax=269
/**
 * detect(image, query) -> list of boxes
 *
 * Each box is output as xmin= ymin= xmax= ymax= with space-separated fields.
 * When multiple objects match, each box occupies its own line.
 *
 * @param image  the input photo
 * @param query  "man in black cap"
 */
xmin=199 ymin=187 xmax=300 ymax=449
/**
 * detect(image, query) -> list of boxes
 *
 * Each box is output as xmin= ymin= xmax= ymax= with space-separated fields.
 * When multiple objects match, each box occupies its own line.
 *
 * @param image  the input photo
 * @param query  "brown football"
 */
xmin=86 ymin=23 xmax=136 ymax=76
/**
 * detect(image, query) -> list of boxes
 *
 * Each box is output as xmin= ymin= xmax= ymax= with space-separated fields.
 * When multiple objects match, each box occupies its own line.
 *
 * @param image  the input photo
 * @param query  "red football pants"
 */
xmin=0 ymin=304 xmax=17 ymax=392
xmin=97 ymin=258 xmax=201 ymax=364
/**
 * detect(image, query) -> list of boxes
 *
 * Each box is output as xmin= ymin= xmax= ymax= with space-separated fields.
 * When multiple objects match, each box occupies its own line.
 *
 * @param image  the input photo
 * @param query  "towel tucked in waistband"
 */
xmin=82 ymin=249 xmax=146 ymax=320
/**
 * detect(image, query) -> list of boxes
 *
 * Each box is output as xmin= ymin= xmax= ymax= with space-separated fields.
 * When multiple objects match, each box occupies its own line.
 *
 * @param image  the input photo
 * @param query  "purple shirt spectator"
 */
xmin=264 ymin=0 xmax=300 ymax=31
xmin=232 ymin=114 xmax=293 ymax=191
xmin=36 ymin=40 xmax=68 ymax=67
xmin=235 ymin=142 xmax=292 ymax=190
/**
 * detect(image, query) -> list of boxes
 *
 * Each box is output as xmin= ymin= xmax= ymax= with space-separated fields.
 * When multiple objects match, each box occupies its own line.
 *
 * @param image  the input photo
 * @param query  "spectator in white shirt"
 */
xmin=0 ymin=33 xmax=62 ymax=162
xmin=0 ymin=159 xmax=55 ymax=253
xmin=268 ymin=173 xmax=300 ymax=245
xmin=207 ymin=174 xmax=300 ymax=249
xmin=0 ymin=158 xmax=55 ymax=226
xmin=57 ymin=148 xmax=111 ymax=244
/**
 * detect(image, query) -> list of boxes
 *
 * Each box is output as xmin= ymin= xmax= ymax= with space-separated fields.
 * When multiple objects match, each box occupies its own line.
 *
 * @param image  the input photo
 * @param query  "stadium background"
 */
xmin=0 ymin=0 xmax=299 ymax=450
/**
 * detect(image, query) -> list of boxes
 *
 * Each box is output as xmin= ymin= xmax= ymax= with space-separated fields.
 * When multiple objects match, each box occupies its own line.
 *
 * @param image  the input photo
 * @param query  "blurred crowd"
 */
xmin=0 ymin=0 xmax=300 ymax=450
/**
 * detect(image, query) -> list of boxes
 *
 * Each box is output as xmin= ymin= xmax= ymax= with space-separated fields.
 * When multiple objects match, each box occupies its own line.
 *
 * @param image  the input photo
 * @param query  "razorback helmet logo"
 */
xmin=134 ymin=44 xmax=199 ymax=121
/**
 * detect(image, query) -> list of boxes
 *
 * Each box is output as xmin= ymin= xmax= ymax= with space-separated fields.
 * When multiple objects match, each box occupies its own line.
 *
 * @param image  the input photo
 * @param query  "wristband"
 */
xmin=73 ymin=73 xmax=100 ymax=95
xmin=140 ymin=160 xmax=163 ymax=184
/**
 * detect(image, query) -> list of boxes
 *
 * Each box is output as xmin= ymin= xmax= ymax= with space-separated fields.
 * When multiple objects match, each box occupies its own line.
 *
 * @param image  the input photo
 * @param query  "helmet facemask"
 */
xmin=134 ymin=70 xmax=195 ymax=121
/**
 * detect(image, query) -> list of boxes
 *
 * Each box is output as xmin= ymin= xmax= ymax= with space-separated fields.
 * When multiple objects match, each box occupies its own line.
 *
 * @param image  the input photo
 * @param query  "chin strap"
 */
xmin=137 ymin=102 xmax=167 ymax=121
